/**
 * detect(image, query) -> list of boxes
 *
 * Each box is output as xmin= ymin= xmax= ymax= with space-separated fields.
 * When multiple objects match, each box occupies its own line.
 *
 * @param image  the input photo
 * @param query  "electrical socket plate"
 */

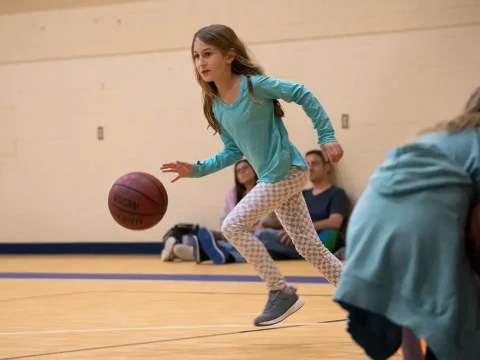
xmin=341 ymin=114 xmax=349 ymax=129
xmin=97 ymin=126 xmax=104 ymax=140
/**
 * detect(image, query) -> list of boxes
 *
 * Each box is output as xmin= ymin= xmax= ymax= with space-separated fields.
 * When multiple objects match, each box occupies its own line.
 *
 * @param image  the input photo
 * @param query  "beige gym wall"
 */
xmin=0 ymin=0 xmax=479 ymax=243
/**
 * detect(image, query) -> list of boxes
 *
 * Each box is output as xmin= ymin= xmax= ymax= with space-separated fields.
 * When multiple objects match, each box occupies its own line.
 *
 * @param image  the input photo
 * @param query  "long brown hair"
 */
xmin=191 ymin=24 xmax=284 ymax=134
xmin=419 ymin=87 xmax=480 ymax=135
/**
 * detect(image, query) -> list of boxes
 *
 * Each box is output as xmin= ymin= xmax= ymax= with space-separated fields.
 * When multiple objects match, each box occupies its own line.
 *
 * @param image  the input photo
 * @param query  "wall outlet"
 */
xmin=97 ymin=126 xmax=104 ymax=140
xmin=341 ymin=114 xmax=349 ymax=129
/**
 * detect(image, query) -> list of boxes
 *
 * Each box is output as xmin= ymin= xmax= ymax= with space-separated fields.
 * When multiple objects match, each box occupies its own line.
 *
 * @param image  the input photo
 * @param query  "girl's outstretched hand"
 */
xmin=321 ymin=142 xmax=344 ymax=164
xmin=160 ymin=161 xmax=193 ymax=183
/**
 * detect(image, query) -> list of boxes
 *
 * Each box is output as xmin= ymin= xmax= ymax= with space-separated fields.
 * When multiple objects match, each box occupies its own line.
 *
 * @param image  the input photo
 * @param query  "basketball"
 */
xmin=108 ymin=172 xmax=168 ymax=230
xmin=467 ymin=201 xmax=480 ymax=275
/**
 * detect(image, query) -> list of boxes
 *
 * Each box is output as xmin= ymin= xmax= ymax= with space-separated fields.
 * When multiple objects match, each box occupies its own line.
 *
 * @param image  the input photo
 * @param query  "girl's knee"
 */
xmin=221 ymin=216 xmax=246 ymax=238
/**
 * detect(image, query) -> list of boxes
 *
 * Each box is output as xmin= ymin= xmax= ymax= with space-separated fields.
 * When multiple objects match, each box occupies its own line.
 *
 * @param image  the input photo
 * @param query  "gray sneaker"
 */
xmin=254 ymin=286 xmax=304 ymax=326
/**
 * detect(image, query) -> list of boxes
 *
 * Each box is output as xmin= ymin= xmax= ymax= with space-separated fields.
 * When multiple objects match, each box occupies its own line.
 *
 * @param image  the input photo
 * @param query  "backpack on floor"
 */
xmin=162 ymin=223 xmax=199 ymax=243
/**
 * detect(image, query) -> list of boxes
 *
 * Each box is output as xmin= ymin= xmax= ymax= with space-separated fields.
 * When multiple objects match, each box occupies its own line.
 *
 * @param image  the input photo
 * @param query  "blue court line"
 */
xmin=0 ymin=272 xmax=328 ymax=284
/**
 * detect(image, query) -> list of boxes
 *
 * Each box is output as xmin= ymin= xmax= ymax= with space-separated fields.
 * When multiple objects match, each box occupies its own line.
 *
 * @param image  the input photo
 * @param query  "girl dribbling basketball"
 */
xmin=161 ymin=24 xmax=344 ymax=326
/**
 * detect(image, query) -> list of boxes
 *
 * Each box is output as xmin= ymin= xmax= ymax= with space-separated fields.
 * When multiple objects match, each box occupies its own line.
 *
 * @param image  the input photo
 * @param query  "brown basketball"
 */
xmin=108 ymin=172 xmax=168 ymax=230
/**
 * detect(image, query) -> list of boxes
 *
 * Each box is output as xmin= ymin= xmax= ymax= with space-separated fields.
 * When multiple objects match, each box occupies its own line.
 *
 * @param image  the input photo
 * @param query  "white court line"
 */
xmin=0 ymin=321 xmax=344 ymax=336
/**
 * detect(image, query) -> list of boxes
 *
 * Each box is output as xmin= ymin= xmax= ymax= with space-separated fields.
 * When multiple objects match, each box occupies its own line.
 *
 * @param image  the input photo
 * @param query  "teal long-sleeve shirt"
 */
xmin=191 ymin=75 xmax=337 ymax=183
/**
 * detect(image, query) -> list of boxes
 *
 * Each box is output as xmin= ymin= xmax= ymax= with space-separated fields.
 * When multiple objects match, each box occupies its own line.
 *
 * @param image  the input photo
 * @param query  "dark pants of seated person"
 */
xmin=255 ymin=229 xmax=303 ymax=260
xmin=256 ymin=228 xmax=338 ymax=260
xmin=199 ymin=228 xmax=339 ymax=264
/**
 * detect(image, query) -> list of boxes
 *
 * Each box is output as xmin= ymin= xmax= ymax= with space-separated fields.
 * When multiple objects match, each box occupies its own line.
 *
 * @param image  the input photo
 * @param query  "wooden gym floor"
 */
xmin=0 ymin=255 xmax=398 ymax=359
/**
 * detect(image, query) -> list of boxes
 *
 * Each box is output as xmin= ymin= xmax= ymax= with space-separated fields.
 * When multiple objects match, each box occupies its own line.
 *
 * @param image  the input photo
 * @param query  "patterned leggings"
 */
xmin=221 ymin=166 xmax=343 ymax=290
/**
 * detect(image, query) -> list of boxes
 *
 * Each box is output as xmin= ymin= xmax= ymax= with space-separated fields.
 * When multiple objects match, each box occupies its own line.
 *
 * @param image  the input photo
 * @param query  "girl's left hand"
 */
xmin=321 ymin=142 xmax=343 ymax=163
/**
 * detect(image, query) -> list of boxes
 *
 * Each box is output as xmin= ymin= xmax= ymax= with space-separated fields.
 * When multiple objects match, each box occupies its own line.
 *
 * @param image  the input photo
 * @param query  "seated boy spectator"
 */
xmin=254 ymin=149 xmax=349 ymax=260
